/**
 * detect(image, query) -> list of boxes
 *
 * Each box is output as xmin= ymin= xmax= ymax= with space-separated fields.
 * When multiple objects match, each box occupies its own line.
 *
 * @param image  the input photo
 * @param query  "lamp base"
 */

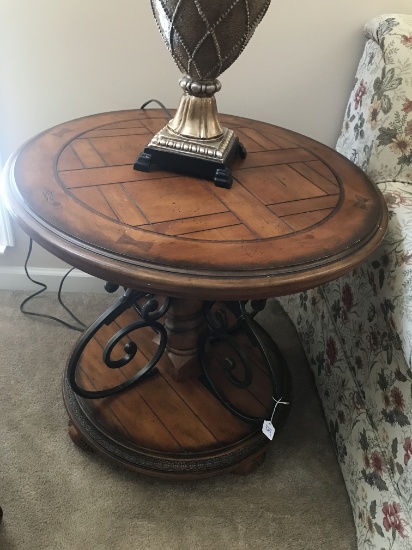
xmin=134 ymin=125 xmax=247 ymax=189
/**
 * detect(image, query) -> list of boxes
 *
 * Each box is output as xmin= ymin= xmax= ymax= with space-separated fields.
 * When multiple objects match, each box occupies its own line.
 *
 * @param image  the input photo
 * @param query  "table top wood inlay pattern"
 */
xmin=5 ymin=110 xmax=388 ymax=299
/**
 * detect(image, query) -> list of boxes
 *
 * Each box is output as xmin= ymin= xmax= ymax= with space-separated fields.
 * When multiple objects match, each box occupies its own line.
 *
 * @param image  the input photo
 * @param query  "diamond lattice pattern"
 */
xmin=151 ymin=0 xmax=271 ymax=79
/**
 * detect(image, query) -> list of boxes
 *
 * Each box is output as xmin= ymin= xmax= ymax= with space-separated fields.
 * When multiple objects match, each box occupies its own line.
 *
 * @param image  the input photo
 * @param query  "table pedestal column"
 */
xmin=63 ymin=289 xmax=291 ymax=479
xmin=163 ymin=298 xmax=207 ymax=381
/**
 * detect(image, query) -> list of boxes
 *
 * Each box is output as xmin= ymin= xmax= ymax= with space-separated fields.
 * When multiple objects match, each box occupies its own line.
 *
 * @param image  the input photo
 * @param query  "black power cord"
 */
xmin=20 ymin=238 xmax=86 ymax=332
xmin=140 ymin=99 xmax=172 ymax=118
xmin=20 ymin=99 xmax=170 ymax=332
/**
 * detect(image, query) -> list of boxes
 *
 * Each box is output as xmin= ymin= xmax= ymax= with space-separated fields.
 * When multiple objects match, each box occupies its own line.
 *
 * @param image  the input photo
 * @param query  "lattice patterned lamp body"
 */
xmin=134 ymin=0 xmax=271 ymax=188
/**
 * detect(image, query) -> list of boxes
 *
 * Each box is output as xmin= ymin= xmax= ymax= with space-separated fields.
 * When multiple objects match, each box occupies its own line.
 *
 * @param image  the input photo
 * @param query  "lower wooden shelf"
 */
xmin=62 ymin=304 xmax=291 ymax=479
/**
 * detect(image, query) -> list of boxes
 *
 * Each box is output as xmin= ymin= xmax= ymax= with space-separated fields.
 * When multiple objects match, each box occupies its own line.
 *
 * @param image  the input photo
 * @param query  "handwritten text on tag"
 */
xmin=262 ymin=420 xmax=275 ymax=440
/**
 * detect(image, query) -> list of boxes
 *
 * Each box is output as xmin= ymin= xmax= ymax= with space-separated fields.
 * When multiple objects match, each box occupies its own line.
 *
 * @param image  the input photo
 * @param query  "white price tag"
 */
xmin=262 ymin=420 xmax=275 ymax=440
xmin=262 ymin=396 xmax=289 ymax=441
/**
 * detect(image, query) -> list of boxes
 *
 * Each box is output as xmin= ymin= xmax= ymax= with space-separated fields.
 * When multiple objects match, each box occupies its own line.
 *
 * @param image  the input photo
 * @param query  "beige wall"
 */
xmin=1 ymin=0 xmax=411 ymax=270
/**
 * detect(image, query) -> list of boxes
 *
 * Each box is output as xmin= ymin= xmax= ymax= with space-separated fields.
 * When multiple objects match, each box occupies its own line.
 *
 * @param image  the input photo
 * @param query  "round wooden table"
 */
xmin=3 ymin=110 xmax=388 ymax=479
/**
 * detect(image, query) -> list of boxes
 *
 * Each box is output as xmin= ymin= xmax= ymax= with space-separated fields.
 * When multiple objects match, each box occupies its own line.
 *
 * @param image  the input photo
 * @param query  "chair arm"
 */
xmin=363 ymin=180 xmax=412 ymax=371
xmin=336 ymin=14 xmax=412 ymax=186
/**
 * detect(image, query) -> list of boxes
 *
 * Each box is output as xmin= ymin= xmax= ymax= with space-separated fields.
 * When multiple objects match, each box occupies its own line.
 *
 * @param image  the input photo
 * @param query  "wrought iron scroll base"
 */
xmin=66 ymin=288 xmax=170 ymax=399
xmin=68 ymin=287 xmax=291 ymax=429
xmin=198 ymin=300 xmax=291 ymax=425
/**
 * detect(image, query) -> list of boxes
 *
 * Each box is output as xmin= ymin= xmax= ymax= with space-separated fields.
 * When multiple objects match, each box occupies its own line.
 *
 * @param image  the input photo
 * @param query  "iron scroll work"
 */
xmin=67 ymin=285 xmax=291 ymax=425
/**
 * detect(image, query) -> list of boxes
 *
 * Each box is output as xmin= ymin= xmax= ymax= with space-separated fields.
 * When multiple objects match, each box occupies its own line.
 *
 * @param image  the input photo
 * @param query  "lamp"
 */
xmin=134 ymin=0 xmax=271 ymax=189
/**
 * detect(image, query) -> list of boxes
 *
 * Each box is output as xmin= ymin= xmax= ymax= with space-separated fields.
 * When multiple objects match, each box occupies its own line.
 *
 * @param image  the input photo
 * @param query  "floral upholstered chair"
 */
xmin=279 ymin=13 xmax=412 ymax=550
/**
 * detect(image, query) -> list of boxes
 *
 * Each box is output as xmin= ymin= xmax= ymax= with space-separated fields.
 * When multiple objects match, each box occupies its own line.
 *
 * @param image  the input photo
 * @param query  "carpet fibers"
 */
xmin=0 ymin=290 xmax=356 ymax=549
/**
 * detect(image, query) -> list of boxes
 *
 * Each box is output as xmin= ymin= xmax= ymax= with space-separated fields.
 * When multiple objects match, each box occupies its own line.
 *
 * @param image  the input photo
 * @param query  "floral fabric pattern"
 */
xmin=336 ymin=14 xmax=412 ymax=186
xmin=279 ymin=14 xmax=412 ymax=550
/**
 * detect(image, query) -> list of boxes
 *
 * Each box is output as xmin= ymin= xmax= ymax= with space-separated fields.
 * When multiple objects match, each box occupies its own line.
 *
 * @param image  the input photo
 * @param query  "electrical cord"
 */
xmin=140 ymin=99 xmax=172 ymax=118
xmin=20 ymin=99 xmax=169 ymax=332
xmin=20 ymin=238 xmax=86 ymax=332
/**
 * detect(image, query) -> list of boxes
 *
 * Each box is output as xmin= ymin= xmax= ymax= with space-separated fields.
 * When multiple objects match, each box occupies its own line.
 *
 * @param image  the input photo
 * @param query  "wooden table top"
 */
xmin=4 ymin=109 xmax=388 ymax=299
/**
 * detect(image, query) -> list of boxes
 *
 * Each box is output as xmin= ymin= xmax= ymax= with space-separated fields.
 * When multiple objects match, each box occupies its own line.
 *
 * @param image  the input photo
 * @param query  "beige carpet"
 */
xmin=0 ymin=290 xmax=356 ymax=550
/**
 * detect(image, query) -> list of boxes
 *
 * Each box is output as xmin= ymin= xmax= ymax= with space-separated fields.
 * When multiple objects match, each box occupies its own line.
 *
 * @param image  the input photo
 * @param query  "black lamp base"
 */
xmin=134 ymin=139 xmax=247 ymax=190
